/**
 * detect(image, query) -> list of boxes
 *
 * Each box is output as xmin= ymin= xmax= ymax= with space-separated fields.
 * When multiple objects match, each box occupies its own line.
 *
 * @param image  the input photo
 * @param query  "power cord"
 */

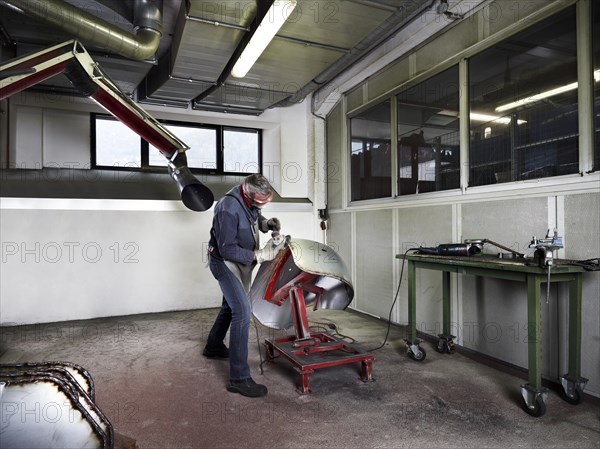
xmin=309 ymin=320 xmax=357 ymax=344
xmin=367 ymin=247 xmax=419 ymax=352
xmin=247 ymin=290 xmax=268 ymax=375
xmin=251 ymin=315 xmax=265 ymax=375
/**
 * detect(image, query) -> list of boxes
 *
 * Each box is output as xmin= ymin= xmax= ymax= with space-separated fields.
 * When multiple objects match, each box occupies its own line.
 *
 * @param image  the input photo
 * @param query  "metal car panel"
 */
xmin=250 ymin=238 xmax=354 ymax=329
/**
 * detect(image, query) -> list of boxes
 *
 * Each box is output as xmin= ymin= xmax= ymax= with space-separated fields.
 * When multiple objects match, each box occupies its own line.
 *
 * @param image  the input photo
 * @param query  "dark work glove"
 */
xmin=267 ymin=217 xmax=281 ymax=232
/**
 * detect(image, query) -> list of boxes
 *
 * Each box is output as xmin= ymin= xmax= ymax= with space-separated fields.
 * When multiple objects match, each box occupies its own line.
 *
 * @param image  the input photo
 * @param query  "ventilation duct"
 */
xmin=0 ymin=0 xmax=163 ymax=61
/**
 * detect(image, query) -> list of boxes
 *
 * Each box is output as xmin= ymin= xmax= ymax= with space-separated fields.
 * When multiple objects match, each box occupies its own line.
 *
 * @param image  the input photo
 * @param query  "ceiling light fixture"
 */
xmin=438 ymin=109 xmax=526 ymax=125
xmin=470 ymin=112 xmax=527 ymax=125
xmin=495 ymin=69 xmax=600 ymax=113
xmin=231 ymin=0 xmax=298 ymax=78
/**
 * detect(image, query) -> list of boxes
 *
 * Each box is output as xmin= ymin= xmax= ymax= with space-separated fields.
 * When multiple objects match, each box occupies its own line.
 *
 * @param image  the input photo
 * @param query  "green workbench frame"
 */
xmin=397 ymin=252 xmax=587 ymax=416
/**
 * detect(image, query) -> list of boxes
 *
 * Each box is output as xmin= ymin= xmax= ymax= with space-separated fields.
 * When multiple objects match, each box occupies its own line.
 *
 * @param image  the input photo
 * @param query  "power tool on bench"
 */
xmin=418 ymin=240 xmax=484 ymax=256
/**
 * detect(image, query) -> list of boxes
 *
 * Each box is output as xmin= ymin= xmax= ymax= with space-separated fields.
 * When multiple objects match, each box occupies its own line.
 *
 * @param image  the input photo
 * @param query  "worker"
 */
xmin=204 ymin=173 xmax=285 ymax=397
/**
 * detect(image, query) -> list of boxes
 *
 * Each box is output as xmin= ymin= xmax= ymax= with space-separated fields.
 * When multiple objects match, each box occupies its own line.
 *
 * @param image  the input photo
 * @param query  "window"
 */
xmin=223 ymin=128 xmax=260 ymax=173
xmin=469 ymin=7 xmax=578 ymax=186
xmin=148 ymin=125 xmax=217 ymax=170
xmin=94 ymin=117 xmax=141 ymax=168
xmin=92 ymin=115 xmax=261 ymax=175
xmin=350 ymin=100 xmax=391 ymax=201
xmin=397 ymin=66 xmax=460 ymax=195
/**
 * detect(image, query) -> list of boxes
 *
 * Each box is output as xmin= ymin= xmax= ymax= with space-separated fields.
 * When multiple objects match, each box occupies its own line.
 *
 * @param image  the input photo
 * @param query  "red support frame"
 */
xmin=262 ymin=257 xmax=374 ymax=393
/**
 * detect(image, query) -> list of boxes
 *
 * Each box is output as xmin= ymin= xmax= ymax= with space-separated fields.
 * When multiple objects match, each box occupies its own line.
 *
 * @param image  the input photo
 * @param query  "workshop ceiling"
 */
xmin=0 ymin=0 xmax=434 ymax=115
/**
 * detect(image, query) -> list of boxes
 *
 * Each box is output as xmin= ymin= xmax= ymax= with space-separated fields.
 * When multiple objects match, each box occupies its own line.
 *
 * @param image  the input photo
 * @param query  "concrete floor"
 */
xmin=1 ymin=308 xmax=598 ymax=449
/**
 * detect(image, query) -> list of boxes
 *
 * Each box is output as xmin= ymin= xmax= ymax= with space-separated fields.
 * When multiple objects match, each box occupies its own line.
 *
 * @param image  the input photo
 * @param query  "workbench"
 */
xmin=396 ymin=252 xmax=590 ymax=417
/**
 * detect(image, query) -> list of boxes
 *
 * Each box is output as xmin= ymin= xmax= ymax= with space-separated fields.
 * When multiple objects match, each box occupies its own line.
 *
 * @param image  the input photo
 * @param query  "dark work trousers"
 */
xmin=207 ymin=254 xmax=254 ymax=381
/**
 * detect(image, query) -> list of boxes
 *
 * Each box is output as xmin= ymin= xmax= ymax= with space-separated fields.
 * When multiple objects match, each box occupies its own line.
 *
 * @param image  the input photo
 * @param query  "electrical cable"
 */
xmin=367 ymin=247 xmax=420 ymax=352
xmin=309 ymin=320 xmax=356 ymax=343
xmin=247 ymin=287 xmax=267 ymax=375
xmin=251 ymin=313 xmax=265 ymax=375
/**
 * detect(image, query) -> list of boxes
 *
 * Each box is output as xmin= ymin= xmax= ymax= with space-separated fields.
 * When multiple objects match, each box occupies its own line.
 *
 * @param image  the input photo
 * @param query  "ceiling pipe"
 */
xmin=0 ymin=0 xmax=163 ymax=61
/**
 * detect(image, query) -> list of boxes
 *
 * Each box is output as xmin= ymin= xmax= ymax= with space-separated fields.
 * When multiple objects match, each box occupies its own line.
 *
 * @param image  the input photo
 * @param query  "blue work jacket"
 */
xmin=208 ymin=185 xmax=269 ymax=265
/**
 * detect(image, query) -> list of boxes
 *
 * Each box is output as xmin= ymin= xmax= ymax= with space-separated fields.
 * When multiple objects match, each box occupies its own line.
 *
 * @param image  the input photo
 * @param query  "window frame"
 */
xmin=91 ymin=114 xmax=263 ymax=176
xmin=345 ymin=3 xmax=595 ymax=205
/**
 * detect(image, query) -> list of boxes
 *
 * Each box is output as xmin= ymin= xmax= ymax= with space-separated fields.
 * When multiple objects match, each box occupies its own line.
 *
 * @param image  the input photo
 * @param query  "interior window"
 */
xmin=397 ymin=66 xmax=460 ymax=195
xmin=469 ymin=6 xmax=578 ymax=186
xmin=349 ymin=100 xmax=392 ymax=201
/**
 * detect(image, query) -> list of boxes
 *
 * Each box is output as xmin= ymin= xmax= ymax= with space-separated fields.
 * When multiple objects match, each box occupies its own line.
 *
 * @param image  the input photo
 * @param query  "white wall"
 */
xmin=0 ymin=92 xmax=319 ymax=325
xmin=0 ymin=198 xmax=315 ymax=325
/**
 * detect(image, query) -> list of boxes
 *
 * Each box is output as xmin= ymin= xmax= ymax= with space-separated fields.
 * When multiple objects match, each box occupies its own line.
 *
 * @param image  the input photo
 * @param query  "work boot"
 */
xmin=202 ymin=343 xmax=229 ymax=358
xmin=226 ymin=378 xmax=268 ymax=397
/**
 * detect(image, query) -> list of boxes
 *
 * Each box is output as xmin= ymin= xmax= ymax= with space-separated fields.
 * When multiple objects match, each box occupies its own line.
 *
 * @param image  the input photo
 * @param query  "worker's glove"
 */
xmin=255 ymin=238 xmax=286 ymax=263
xmin=267 ymin=217 xmax=281 ymax=232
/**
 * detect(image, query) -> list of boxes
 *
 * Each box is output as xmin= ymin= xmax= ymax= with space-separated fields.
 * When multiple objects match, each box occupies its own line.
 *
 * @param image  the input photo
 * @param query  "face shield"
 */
xmin=242 ymin=181 xmax=273 ymax=208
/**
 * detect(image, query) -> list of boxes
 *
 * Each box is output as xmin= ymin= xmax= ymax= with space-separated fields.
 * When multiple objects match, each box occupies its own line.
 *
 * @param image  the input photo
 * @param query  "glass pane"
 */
xmin=397 ymin=66 xmax=460 ymax=195
xmin=223 ymin=128 xmax=260 ymax=173
xmin=594 ymin=0 xmax=600 ymax=170
xmin=95 ymin=118 xmax=141 ymax=168
xmin=149 ymin=125 xmax=217 ymax=170
xmin=469 ymin=7 xmax=578 ymax=186
xmin=350 ymin=100 xmax=392 ymax=201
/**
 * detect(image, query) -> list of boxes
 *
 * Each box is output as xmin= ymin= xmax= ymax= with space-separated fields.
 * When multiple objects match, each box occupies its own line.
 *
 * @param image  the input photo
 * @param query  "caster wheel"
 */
xmin=446 ymin=340 xmax=455 ymax=354
xmin=436 ymin=340 xmax=456 ymax=354
xmin=408 ymin=346 xmax=426 ymax=362
xmin=561 ymin=386 xmax=584 ymax=405
xmin=523 ymin=395 xmax=546 ymax=417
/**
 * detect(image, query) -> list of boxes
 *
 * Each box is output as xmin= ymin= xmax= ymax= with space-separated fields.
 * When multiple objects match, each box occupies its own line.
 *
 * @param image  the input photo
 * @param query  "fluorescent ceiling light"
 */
xmin=495 ymin=69 xmax=600 ymax=113
xmin=231 ymin=0 xmax=297 ymax=78
xmin=438 ymin=109 xmax=526 ymax=125
xmin=470 ymin=112 xmax=527 ymax=125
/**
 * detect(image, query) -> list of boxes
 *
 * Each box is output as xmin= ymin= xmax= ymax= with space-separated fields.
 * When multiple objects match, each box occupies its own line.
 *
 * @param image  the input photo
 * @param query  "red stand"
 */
xmin=262 ymin=255 xmax=374 ymax=393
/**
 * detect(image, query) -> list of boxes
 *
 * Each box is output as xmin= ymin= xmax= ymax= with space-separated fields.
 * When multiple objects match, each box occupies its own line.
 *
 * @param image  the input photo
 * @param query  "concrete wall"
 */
xmin=323 ymin=0 xmax=600 ymax=398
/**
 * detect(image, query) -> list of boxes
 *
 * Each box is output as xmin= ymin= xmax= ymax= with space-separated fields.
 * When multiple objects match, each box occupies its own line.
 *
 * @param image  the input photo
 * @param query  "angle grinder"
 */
xmin=418 ymin=240 xmax=484 ymax=256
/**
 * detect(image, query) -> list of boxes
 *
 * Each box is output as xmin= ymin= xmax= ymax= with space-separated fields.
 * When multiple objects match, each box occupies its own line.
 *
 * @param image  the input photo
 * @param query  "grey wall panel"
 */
xmin=367 ymin=58 xmax=410 ymax=103
xmin=565 ymin=193 xmax=600 ymax=396
xmin=327 ymin=211 xmax=354 ymax=310
xmin=460 ymin=275 xmax=560 ymax=377
xmin=355 ymin=209 xmax=394 ymax=318
xmin=462 ymin=198 xmax=548 ymax=254
xmin=564 ymin=193 xmax=600 ymax=259
xmin=346 ymin=85 xmax=363 ymax=114
xmin=397 ymin=205 xmax=453 ymax=328
xmin=42 ymin=109 xmax=90 ymax=168
xmin=460 ymin=198 xmax=555 ymax=375
xmin=328 ymin=212 xmax=352 ymax=271
xmin=488 ymin=0 xmax=561 ymax=36
xmin=326 ymin=102 xmax=344 ymax=211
